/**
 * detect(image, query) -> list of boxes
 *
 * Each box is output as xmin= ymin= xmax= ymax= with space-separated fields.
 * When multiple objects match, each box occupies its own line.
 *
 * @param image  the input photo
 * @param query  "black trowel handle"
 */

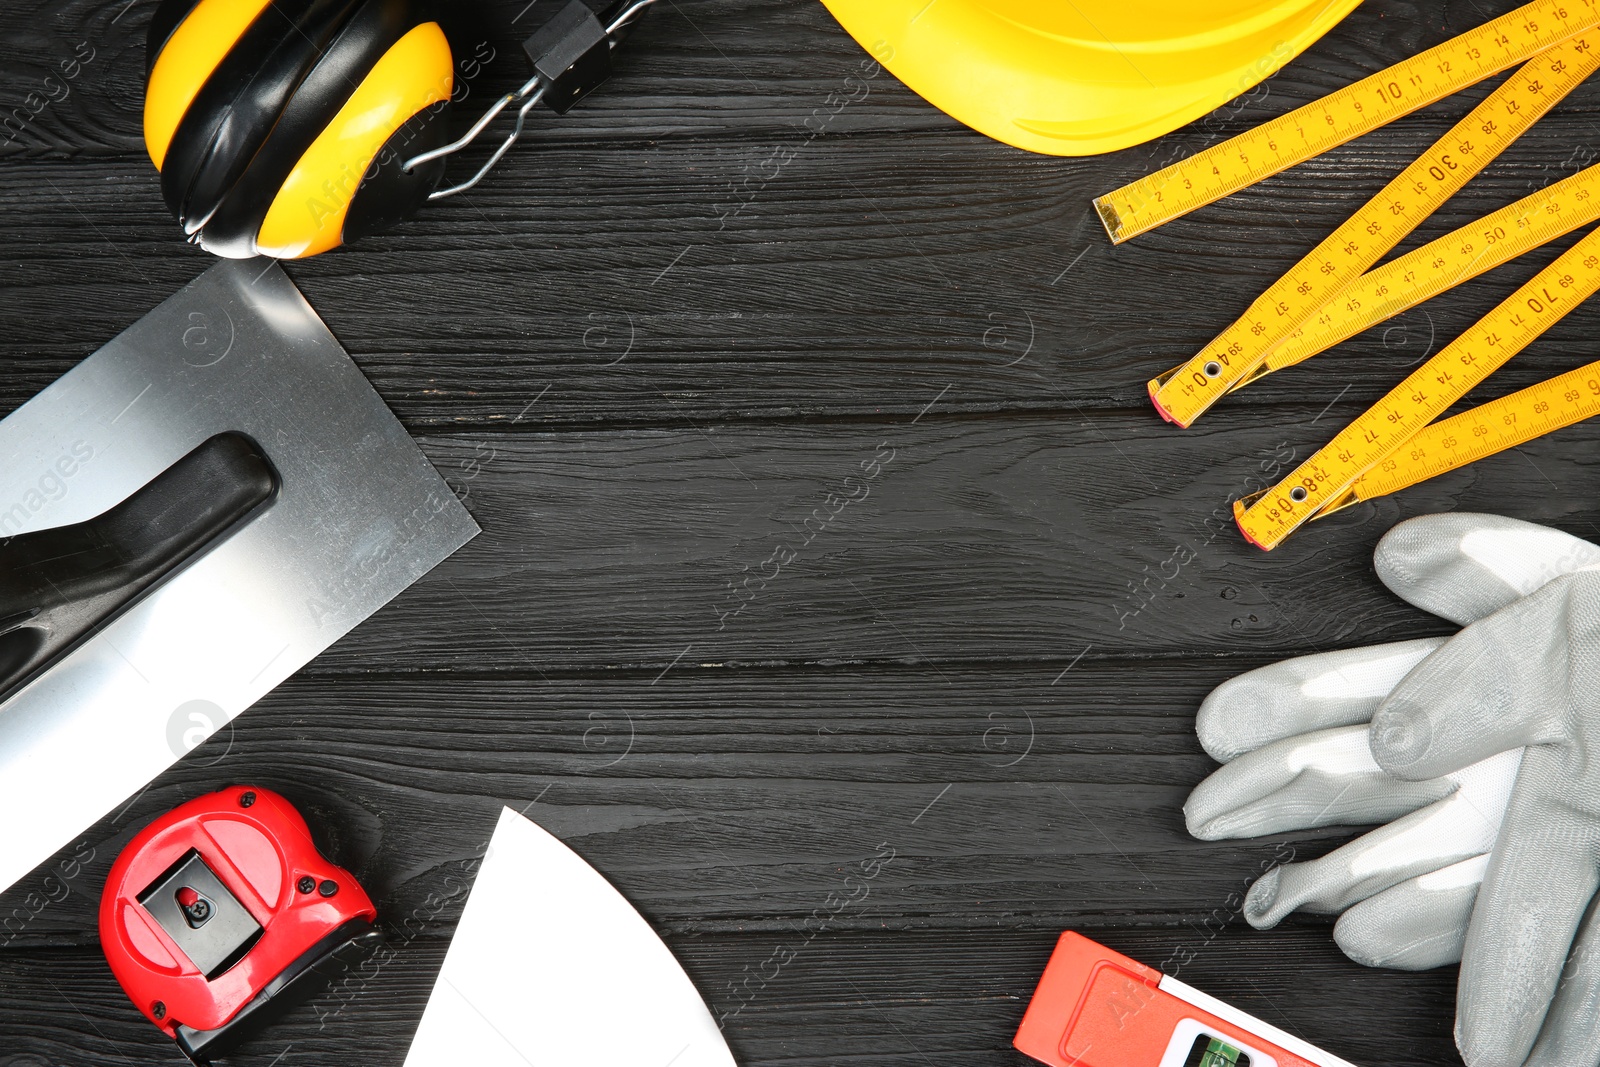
xmin=0 ymin=433 xmax=278 ymax=705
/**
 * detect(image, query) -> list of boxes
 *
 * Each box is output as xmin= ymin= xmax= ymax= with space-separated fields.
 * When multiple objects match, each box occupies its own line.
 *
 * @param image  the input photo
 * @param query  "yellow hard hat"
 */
xmin=820 ymin=0 xmax=1361 ymax=156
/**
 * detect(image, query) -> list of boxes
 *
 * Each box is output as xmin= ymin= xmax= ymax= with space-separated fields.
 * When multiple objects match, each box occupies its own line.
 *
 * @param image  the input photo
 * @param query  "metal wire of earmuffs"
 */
xmin=405 ymin=0 xmax=659 ymax=200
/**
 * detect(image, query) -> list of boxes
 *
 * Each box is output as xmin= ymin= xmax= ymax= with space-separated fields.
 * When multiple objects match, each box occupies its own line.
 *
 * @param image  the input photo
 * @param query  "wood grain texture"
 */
xmin=3 ymin=0 xmax=1592 ymax=1063
xmin=0 ymin=928 xmax=1457 ymax=1067
xmin=334 ymin=420 xmax=1594 ymax=671
xmin=0 ymin=664 xmax=1388 ymax=943
xmin=7 ymin=3 xmax=1600 ymax=427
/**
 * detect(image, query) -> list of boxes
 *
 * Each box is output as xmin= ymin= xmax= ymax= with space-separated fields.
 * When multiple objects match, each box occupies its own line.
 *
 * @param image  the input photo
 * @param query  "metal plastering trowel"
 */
xmin=405 ymin=807 xmax=738 ymax=1067
xmin=0 ymin=259 xmax=478 ymax=895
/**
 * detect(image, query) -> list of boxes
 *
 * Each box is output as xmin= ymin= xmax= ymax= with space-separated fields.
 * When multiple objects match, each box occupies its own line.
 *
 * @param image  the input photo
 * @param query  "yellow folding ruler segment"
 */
xmin=1096 ymin=0 xmax=1600 ymax=243
xmin=1146 ymin=36 xmax=1600 ymax=429
xmin=1345 ymin=358 xmax=1600 ymax=503
xmin=1235 ymin=223 xmax=1600 ymax=549
xmin=1254 ymin=162 xmax=1600 ymax=381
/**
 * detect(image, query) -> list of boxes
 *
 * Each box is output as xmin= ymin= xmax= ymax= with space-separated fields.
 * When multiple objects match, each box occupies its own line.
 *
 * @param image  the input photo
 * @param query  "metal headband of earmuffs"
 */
xmin=149 ymin=0 xmax=447 ymax=257
xmin=147 ymin=0 xmax=661 ymax=257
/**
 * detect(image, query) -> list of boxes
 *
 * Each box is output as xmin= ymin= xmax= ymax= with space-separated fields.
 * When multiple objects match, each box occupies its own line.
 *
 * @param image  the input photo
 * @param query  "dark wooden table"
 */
xmin=4 ymin=1 xmax=1598 ymax=1063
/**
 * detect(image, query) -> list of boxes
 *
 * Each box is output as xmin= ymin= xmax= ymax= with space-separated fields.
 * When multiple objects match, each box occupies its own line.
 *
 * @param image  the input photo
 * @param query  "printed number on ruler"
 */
xmin=1349 ymin=360 xmax=1600 ymax=502
xmin=1255 ymin=161 xmax=1600 ymax=382
xmin=1235 ymin=225 xmax=1600 ymax=549
xmin=1095 ymin=0 xmax=1600 ymax=243
xmin=1145 ymin=35 xmax=1600 ymax=429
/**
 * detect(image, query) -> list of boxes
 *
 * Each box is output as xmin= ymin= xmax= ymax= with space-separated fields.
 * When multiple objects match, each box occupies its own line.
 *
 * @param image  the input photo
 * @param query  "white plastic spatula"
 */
xmin=404 ymin=807 xmax=737 ymax=1067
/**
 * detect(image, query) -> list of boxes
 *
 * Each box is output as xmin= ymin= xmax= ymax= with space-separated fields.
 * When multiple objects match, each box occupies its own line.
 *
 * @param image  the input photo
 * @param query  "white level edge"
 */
xmin=1158 ymin=975 xmax=1361 ymax=1067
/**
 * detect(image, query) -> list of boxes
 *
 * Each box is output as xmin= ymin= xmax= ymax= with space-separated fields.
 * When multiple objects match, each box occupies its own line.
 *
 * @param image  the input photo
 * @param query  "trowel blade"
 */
xmin=404 ymin=807 xmax=737 ymax=1067
xmin=0 ymin=260 xmax=478 ymax=894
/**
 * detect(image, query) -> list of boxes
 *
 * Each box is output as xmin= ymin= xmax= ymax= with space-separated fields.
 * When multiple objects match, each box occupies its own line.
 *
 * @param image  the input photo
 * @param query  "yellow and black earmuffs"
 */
xmin=144 ymin=0 xmax=653 ymax=259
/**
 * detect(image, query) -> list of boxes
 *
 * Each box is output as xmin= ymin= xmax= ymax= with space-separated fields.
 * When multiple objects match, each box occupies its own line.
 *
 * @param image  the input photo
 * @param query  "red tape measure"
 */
xmin=99 ymin=786 xmax=379 ymax=1063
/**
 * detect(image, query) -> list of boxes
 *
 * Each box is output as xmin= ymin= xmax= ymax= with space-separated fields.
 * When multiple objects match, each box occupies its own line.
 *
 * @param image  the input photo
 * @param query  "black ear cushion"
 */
xmin=145 ymin=0 xmax=207 ymax=78
xmin=342 ymin=101 xmax=451 ymax=243
xmin=160 ymin=0 xmax=360 ymax=234
xmin=198 ymin=0 xmax=439 ymax=257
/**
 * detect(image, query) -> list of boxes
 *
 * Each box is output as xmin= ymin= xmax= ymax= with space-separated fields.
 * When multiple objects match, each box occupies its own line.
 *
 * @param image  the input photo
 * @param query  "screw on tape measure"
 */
xmin=1144 ymin=34 xmax=1600 ymax=429
xmin=1095 ymin=0 xmax=1600 ymax=245
xmin=1234 ymin=221 xmax=1600 ymax=549
xmin=1248 ymin=160 xmax=1600 ymax=384
xmin=1340 ymin=358 xmax=1600 ymax=505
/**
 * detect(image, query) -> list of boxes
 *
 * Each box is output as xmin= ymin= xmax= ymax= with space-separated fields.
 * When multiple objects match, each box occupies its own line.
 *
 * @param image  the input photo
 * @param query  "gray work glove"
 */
xmin=1369 ymin=520 xmax=1600 ymax=1067
xmin=1184 ymin=513 xmax=1600 ymax=1066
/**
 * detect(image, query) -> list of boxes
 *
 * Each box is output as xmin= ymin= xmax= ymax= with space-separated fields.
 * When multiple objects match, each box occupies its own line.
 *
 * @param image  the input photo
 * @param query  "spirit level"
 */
xmin=1015 ymin=932 xmax=1357 ymax=1067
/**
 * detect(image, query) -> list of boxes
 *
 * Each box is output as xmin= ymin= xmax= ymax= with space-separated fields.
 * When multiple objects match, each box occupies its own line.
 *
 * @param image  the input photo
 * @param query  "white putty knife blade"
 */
xmin=405 ymin=807 xmax=737 ymax=1067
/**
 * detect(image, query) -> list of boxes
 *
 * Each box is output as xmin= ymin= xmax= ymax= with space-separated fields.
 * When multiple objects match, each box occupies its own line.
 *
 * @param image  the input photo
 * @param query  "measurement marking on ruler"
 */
xmin=1097 ymin=3 xmax=1600 ymax=241
xmin=1262 ymin=167 xmax=1600 ymax=380
xmin=1240 ymin=226 xmax=1600 ymax=547
xmin=1151 ymin=34 xmax=1600 ymax=427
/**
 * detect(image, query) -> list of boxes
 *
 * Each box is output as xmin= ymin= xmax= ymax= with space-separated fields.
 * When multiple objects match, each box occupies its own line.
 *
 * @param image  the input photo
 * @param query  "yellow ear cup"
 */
xmin=144 ymin=0 xmax=277 ymax=169
xmin=820 ymin=0 xmax=1362 ymax=156
xmin=254 ymin=21 xmax=452 ymax=258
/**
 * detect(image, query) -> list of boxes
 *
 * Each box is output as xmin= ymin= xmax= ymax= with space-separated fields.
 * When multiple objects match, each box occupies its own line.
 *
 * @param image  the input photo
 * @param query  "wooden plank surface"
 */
xmin=3 ymin=0 xmax=1597 ymax=1063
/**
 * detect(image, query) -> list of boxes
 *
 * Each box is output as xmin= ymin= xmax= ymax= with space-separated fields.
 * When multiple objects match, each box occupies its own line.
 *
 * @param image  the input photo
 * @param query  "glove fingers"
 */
xmin=1185 ymin=725 xmax=1454 ymax=841
xmin=1457 ymin=785 xmax=1600 ymax=1067
xmin=1243 ymin=766 xmax=1511 ymax=929
xmin=1371 ymin=583 xmax=1569 ymax=781
xmin=1375 ymin=513 xmax=1600 ymax=626
xmin=1196 ymin=639 xmax=1444 ymax=762
xmin=1525 ymin=896 xmax=1600 ymax=1067
xmin=1333 ymin=855 xmax=1484 ymax=971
